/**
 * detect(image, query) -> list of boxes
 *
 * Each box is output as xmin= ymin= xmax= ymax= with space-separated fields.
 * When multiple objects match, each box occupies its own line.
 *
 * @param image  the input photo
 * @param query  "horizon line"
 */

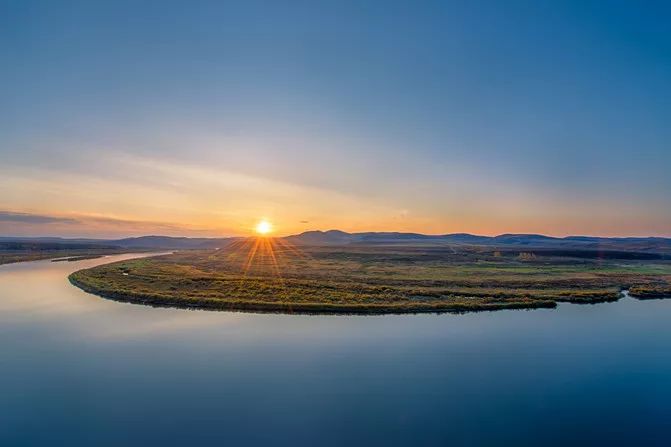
xmin=2 ymin=230 xmax=671 ymax=241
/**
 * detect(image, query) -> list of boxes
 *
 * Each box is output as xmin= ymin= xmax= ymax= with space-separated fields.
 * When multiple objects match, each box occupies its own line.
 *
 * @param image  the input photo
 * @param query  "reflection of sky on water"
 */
xmin=0 ymin=254 xmax=244 ymax=339
xmin=1 ymin=254 xmax=671 ymax=446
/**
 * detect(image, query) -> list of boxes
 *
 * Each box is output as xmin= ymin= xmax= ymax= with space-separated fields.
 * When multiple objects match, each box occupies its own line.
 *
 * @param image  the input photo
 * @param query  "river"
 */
xmin=1 ymin=253 xmax=670 ymax=446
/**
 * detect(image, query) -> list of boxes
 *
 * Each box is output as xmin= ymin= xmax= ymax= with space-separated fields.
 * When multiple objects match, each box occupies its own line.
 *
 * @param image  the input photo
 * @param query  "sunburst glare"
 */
xmin=255 ymin=219 xmax=273 ymax=235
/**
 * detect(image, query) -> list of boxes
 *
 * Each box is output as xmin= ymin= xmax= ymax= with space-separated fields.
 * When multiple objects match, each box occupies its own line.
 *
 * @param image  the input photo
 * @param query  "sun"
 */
xmin=255 ymin=219 xmax=273 ymax=236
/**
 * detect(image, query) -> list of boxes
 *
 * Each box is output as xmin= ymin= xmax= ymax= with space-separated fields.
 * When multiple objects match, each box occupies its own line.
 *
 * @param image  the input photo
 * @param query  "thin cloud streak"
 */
xmin=0 ymin=211 xmax=79 ymax=225
xmin=0 ymin=210 xmax=227 ymax=239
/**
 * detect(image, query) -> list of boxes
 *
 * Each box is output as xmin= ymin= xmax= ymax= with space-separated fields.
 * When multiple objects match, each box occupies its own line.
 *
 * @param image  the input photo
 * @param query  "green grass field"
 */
xmin=69 ymin=241 xmax=671 ymax=314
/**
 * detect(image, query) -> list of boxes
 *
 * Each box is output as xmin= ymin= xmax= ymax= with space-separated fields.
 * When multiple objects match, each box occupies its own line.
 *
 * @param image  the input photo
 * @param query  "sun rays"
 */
xmin=218 ymin=233 xmax=310 ymax=282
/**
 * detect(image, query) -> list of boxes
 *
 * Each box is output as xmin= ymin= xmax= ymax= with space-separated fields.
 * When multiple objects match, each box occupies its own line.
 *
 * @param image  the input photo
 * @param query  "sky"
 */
xmin=1 ymin=0 xmax=670 ymax=238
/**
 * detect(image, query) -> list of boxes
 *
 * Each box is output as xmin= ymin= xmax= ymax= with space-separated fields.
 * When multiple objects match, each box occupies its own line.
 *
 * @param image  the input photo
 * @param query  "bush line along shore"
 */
xmin=67 ymin=245 xmax=671 ymax=315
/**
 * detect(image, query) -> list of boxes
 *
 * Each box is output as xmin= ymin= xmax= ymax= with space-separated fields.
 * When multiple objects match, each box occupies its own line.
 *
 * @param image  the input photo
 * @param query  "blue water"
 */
xmin=1 ymin=254 xmax=670 ymax=446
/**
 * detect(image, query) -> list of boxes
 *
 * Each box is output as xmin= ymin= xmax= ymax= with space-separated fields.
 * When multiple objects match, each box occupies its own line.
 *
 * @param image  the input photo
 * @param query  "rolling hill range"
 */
xmin=2 ymin=231 xmax=671 ymax=256
xmin=283 ymin=230 xmax=671 ymax=253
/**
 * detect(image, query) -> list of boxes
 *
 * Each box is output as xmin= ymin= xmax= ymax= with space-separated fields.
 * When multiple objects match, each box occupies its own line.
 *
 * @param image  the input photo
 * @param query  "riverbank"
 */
xmin=68 ymin=245 xmax=671 ymax=315
xmin=67 ymin=273 xmax=558 ymax=314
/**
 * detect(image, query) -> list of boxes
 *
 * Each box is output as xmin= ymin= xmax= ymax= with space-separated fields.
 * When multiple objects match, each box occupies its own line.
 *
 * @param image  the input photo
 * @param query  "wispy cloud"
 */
xmin=0 ymin=211 xmax=79 ymax=224
xmin=0 ymin=210 xmax=227 ymax=238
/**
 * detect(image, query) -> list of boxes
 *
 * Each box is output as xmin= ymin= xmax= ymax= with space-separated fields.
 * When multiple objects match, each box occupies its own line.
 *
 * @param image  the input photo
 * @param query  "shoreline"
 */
xmin=68 ymin=276 xmax=670 ymax=315
xmin=68 ymin=274 xmax=558 ymax=315
xmin=66 ymin=248 xmax=671 ymax=316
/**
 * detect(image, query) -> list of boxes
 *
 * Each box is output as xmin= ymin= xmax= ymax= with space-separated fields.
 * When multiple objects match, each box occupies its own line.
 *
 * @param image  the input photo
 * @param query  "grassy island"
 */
xmin=68 ymin=240 xmax=671 ymax=314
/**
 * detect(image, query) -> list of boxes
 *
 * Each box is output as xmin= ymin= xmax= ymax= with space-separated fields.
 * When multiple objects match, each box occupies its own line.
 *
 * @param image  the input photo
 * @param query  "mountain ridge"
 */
xmin=2 ymin=231 xmax=671 ymax=252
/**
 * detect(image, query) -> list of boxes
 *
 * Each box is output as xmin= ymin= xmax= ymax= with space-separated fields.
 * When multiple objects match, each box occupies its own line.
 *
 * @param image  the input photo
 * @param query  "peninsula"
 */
xmin=67 ymin=232 xmax=671 ymax=314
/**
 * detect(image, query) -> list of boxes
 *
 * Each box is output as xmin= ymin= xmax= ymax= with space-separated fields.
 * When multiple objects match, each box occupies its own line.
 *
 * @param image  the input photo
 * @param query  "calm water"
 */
xmin=1 ymin=254 xmax=670 ymax=446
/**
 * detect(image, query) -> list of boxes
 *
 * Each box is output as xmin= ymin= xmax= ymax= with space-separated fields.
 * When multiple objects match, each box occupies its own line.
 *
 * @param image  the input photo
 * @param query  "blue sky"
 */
xmin=1 ymin=1 xmax=669 ymax=237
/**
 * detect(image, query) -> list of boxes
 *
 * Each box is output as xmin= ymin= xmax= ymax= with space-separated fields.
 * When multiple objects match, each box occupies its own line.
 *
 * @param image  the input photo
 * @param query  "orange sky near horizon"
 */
xmin=0 ymin=151 xmax=669 ymax=239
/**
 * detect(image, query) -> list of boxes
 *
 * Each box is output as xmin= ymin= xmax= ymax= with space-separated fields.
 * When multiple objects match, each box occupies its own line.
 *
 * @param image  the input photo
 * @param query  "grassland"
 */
xmin=0 ymin=249 xmax=135 ymax=265
xmin=0 ymin=240 xmax=136 ymax=265
xmin=68 ymin=240 xmax=671 ymax=314
xmin=0 ymin=239 xmax=161 ymax=266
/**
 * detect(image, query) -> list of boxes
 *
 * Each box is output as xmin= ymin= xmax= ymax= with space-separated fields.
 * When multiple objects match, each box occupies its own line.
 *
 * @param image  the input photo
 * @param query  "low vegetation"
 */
xmin=628 ymin=285 xmax=671 ymax=299
xmin=0 ymin=241 xmax=148 ymax=265
xmin=68 ymin=241 xmax=671 ymax=314
xmin=51 ymin=255 xmax=105 ymax=262
xmin=1 ymin=250 xmax=127 ymax=265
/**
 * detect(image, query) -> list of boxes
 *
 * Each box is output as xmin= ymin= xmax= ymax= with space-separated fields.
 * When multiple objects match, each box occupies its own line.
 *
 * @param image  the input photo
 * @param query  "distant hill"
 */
xmin=284 ymin=230 xmax=671 ymax=253
xmin=283 ymin=230 xmax=354 ymax=245
xmin=111 ymin=236 xmax=237 ymax=249
xmin=0 ymin=236 xmax=238 ymax=250
xmin=0 ymin=240 xmax=118 ymax=251
xmin=2 ymin=232 xmax=671 ymax=253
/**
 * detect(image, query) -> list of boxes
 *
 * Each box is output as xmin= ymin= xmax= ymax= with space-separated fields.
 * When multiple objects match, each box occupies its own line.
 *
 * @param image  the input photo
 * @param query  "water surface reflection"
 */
xmin=1 ymin=254 xmax=670 ymax=446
